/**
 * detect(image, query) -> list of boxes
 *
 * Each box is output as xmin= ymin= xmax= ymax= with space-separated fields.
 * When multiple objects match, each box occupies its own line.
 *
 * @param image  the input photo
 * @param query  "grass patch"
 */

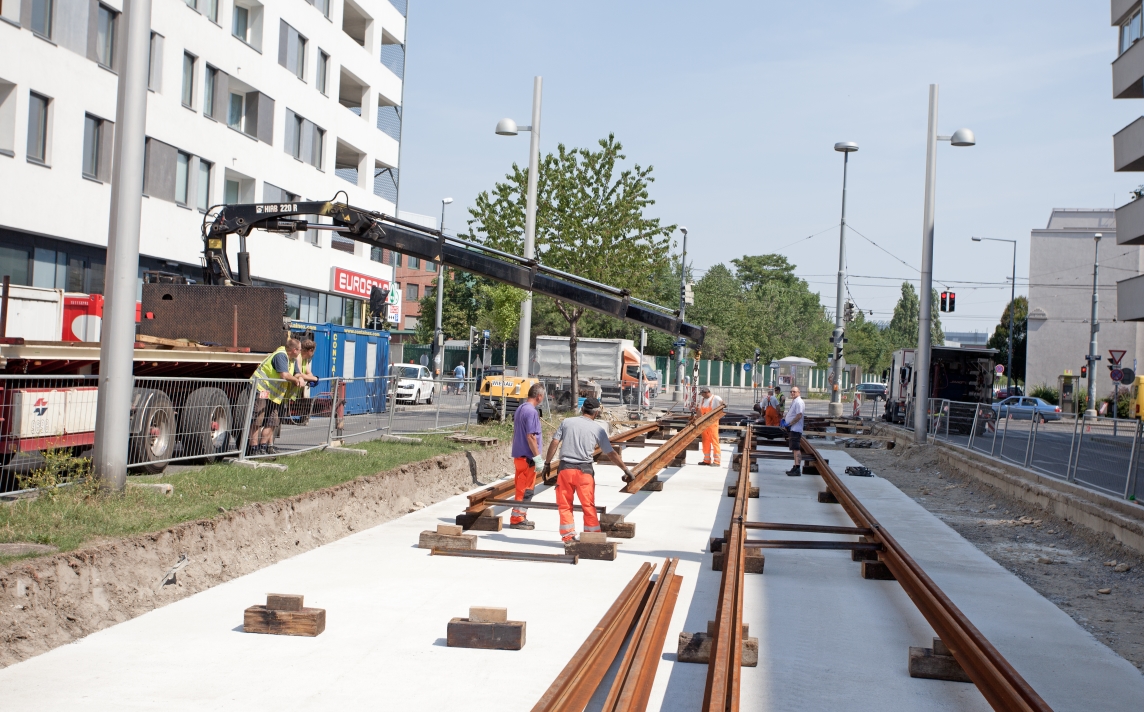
xmin=0 ymin=434 xmax=472 ymax=565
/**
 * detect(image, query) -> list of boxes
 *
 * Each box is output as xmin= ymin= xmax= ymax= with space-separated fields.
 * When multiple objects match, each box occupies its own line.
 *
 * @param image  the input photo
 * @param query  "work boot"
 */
xmin=264 ymin=445 xmax=280 ymax=456
xmin=508 ymin=520 xmax=535 ymax=530
xmin=786 ymin=465 xmax=801 ymax=477
xmin=698 ymin=461 xmax=710 ymax=467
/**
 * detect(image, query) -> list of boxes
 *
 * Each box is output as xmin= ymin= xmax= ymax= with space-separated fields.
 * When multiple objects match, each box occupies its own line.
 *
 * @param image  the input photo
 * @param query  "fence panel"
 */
xmin=390 ymin=377 xmax=475 ymax=434
xmin=1027 ymin=414 xmax=1078 ymax=480
xmin=334 ymin=376 xmax=393 ymax=443
xmin=243 ymin=376 xmax=337 ymax=459
xmin=1070 ymin=417 xmax=1136 ymax=496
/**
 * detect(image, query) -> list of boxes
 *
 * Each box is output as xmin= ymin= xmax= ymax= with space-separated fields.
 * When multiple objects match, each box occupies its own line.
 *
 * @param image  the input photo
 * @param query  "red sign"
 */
xmin=330 ymin=267 xmax=390 ymax=300
xmin=1109 ymin=349 xmax=1127 ymax=366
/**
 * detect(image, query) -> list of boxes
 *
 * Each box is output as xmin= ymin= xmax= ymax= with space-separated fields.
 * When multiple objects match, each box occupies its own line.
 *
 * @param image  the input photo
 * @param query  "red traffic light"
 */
xmin=1081 ymin=365 xmax=1088 ymax=378
xmin=948 ymin=292 xmax=956 ymax=312
xmin=940 ymin=292 xmax=948 ymax=312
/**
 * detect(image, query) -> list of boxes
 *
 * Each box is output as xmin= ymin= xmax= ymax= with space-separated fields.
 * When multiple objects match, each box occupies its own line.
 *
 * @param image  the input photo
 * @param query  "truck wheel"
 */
xmin=231 ymin=389 xmax=253 ymax=450
xmin=130 ymin=389 xmax=175 ymax=473
xmin=179 ymin=387 xmax=232 ymax=462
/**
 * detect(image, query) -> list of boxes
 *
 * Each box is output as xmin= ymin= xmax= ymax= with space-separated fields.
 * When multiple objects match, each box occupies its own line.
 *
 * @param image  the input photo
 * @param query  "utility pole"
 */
xmin=830 ymin=142 xmax=857 ymax=417
xmin=92 ymin=0 xmax=152 ymax=491
xmin=674 ymin=227 xmax=688 ymax=402
xmin=432 ymin=198 xmax=452 ymax=382
xmin=1085 ymin=233 xmax=1102 ymax=418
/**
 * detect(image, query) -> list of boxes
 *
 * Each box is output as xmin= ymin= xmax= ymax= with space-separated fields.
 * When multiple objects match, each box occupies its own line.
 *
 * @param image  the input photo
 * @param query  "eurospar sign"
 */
xmin=330 ymin=267 xmax=400 ymax=324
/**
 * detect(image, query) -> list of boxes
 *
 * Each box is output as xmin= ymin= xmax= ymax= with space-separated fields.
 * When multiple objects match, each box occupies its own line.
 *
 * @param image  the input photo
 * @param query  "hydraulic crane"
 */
xmin=201 ymin=196 xmax=706 ymax=346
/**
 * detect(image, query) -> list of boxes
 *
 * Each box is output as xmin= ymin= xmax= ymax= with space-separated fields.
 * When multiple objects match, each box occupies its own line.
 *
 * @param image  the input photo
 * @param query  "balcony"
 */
xmin=1114 ymin=0 xmax=1138 ymax=26
xmin=1113 ymin=116 xmax=1144 ymax=171
xmin=1118 ymin=273 xmax=1144 ymax=321
xmin=1113 ymin=35 xmax=1144 ymax=98
xmin=1116 ymin=196 xmax=1144 ymax=245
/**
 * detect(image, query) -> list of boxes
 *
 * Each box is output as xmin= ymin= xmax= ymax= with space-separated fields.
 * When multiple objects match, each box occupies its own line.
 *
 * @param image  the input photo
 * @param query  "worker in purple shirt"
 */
xmin=509 ymin=383 xmax=546 ymax=530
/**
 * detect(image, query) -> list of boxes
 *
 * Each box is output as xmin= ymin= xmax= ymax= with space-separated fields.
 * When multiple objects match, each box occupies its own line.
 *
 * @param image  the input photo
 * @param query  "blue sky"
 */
xmin=396 ymin=1 xmax=1140 ymax=335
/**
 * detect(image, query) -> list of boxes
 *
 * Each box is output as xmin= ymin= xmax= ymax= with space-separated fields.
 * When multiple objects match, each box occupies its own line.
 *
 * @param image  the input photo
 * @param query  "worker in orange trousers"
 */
xmin=697 ymin=386 xmax=724 ymax=466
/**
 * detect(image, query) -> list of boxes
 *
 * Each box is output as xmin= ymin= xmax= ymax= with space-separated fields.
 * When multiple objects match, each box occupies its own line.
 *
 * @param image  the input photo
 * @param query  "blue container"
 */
xmin=288 ymin=321 xmax=390 ymax=415
xmin=577 ymin=397 xmax=586 ymax=410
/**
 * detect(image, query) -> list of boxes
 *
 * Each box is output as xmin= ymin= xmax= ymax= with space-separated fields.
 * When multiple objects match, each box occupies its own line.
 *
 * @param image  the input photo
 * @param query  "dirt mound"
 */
xmin=0 ymin=443 xmax=509 ymax=668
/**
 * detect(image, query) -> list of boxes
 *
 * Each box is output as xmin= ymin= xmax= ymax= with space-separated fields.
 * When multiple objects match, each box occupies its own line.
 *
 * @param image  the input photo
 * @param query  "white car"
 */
xmin=390 ymin=364 xmax=435 ymax=405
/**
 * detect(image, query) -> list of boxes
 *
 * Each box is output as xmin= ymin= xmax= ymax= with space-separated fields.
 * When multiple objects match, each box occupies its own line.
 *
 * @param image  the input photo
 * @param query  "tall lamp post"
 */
xmin=431 ymin=197 xmax=453 ymax=381
xmin=971 ymin=236 xmax=1017 ymax=396
xmin=1085 ymin=233 xmax=1103 ymax=418
xmin=914 ymin=83 xmax=975 ymax=445
xmin=829 ymin=141 xmax=858 ymax=417
xmin=675 ymin=227 xmax=688 ymax=401
xmin=496 ymin=76 xmax=543 ymax=376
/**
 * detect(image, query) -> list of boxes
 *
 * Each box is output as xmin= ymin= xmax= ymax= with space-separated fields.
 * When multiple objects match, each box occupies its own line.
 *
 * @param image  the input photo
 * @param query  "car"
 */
xmin=390 ymin=364 xmax=435 ymax=405
xmin=991 ymin=396 xmax=1061 ymax=423
xmin=854 ymin=382 xmax=888 ymax=400
xmin=994 ymin=386 xmax=1024 ymax=400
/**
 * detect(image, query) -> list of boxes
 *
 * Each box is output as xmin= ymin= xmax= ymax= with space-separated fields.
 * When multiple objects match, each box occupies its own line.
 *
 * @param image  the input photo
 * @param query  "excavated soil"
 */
xmin=847 ymin=442 xmax=1144 ymax=672
xmin=0 ymin=443 xmax=510 ymax=668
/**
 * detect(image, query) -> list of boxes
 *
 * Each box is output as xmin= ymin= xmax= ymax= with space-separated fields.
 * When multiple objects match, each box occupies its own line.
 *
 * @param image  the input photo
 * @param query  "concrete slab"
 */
xmin=0 ymin=443 xmax=1140 ymax=711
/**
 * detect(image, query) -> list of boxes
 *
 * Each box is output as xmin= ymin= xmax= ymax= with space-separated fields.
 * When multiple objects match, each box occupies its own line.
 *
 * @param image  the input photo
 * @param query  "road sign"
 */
xmin=1111 ymin=368 xmax=1124 ymax=383
xmin=1117 ymin=367 xmax=1136 ymax=383
xmin=995 ymin=364 xmax=1005 ymax=374
xmin=483 ymin=330 xmax=490 ymax=338
xmin=743 ymin=363 xmax=752 ymax=372
xmin=1109 ymin=349 xmax=1127 ymax=365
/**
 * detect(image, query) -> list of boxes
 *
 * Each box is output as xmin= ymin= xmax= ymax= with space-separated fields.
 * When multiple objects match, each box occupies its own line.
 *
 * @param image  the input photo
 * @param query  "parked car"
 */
xmin=390 ymin=364 xmax=435 ymax=405
xmin=991 ymin=396 xmax=1061 ymax=422
xmin=854 ymin=382 xmax=888 ymax=400
xmin=994 ymin=386 xmax=1024 ymax=400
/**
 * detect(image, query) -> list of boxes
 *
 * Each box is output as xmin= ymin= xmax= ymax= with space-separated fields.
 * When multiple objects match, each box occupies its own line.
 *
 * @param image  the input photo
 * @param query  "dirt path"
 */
xmin=847 ymin=442 xmax=1144 ymax=672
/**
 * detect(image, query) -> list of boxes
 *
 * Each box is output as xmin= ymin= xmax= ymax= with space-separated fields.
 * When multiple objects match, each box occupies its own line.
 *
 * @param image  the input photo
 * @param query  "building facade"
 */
xmin=1112 ymin=1 xmax=1144 ymax=320
xmin=0 ymin=0 xmax=409 ymax=329
xmin=1026 ymin=209 xmax=1144 ymax=393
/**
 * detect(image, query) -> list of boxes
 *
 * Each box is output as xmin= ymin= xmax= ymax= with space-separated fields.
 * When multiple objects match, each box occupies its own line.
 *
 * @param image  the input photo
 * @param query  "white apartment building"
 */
xmin=0 ymin=0 xmax=408 ymax=328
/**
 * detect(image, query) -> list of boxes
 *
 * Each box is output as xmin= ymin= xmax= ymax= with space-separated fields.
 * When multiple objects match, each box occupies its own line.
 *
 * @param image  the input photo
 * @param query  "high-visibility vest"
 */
xmin=253 ymin=347 xmax=296 ymax=404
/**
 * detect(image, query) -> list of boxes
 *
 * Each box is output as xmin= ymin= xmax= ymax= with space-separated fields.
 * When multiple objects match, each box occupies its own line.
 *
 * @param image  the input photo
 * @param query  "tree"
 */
xmin=465 ymin=134 xmax=673 ymax=394
xmin=844 ymin=310 xmax=892 ymax=374
xmin=414 ymin=270 xmax=492 ymax=344
xmin=887 ymin=283 xmax=944 ymax=349
xmin=987 ymin=296 xmax=1028 ymax=384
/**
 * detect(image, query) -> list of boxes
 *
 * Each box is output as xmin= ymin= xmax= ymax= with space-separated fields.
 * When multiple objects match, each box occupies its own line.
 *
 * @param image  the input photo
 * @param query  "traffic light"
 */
xmin=369 ymin=285 xmax=389 ymax=327
xmin=1081 ymin=365 xmax=1088 ymax=379
xmin=469 ymin=326 xmax=480 ymax=348
xmin=948 ymin=292 xmax=956 ymax=312
xmin=940 ymin=292 xmax=948 ymax=312
xmin=683 ymin=283 xmax=695 ymax=306
xmin=843 ymin=301 xmax=855 ymax=323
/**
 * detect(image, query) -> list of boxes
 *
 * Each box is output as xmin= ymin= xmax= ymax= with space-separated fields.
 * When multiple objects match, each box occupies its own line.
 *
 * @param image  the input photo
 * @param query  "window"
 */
xmin=30 ymin=0 xmax=52 ymax=39
xmin=181 ymin=53 xmax=195 ymax=108
xmin=184 ymin=0 xmax=195 ymax=8
xmin=309 ymin=0 xmax=330 ymax=18
xmin=1123 ymin=8 xmax=1143 ymax=55
xmin=405 ymin=283 xmax=418 ymax=301
xmin=331 ymin=235 xmax=355 ymax=253
xmin=204 ymin=66 xmax=217 ymax=116
xmin=206 ymin=0 xmax=218 ymax=22
xmin=316 ymin=51 xmax=329 ymax=95
xmin=279 ymin=21 xmax=306 ymax=80
xmin=197 ymin=159 xmax=212 ymax=211
xmin=313 ymin=126 xmax=324 ymax=167
xmin=82 ymin=114 xmax=102 ymax=179
xmin=32 ymin=247 xmax=66 ymax=289
xmin=287 ymin=110 xmax=303 ymax=158
xmin=95 ymin=5 xmax=117 ymax=68
xmin=393 ymin=254 xmax=402 ymax=267
xmin=233 ymin=5 xmax=249 ymax=42
xmin=148 ymin=32 xmax=164 ymax=92
xmin=224 ymin=179 xmax=239 ymax=204
xmin=175 ymin=151 xmax=190 ymax=205
xmin=341 ymin=0 xmax=370 ymax=47
xmin=228 ymin=92 xmax=244 ymax=129
xmin=426 ymin=260 xmax=436 ymax=272
xmin=26 ymin=92 xmax=49 ymax=164
xmin=407 ymin=256 xmax=420 ymax=269
xmin=0 ymin=80 xmax=17 ymax=157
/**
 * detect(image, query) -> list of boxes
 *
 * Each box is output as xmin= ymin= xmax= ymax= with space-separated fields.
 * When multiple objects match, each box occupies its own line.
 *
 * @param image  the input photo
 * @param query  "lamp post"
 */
xmin=1086 ymin=233 xmax=1103 ymax=418
xmin=432 ymin=197 xmax=452 ymax=382
xmin=674 ymin=227 xmax=688 ymax=402
xmin=971 ymin=237 xmax=1017 ymax=397
xmin=914 ymin=83 xmax=975 ymax=445
xmin=829 ymin=141 xmax=858 ymax=417
xmin=496 ymin=76 xmax=542 ymax=376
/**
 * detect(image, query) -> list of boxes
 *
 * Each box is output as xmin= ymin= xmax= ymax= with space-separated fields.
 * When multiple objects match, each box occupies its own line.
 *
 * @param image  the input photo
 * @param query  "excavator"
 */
xmin=201 ymin=196 xmax=705 ymax=418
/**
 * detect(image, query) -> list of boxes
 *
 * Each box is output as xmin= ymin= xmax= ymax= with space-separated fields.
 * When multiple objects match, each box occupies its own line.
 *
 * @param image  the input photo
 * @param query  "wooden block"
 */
xmin=677 ymin=631 xmax=759 ymax=666
xmin=852 ymin=536 xmax=878 ymax=561
xmin=266 ymin=594 xmax=303 ymax=611
xmin=706 ymin=620 xmax=749 ymax=636
xmin=861 ymin=561 xmax=895 ymax=580
xmin=602 ymin=521 xmax=636 ymax=538
xmin=669 ymin=454 xmax=686 ymax=467
xmin=686 ymin=439 xmax=700 ymax=451
xmin=580 ymin=531 xmax=608 ymax=544
xmin=818 ymin=490 xmax=839 ymax=504
xmin=243 ymin=606 xmax=326 ymax=637
xmin=727 ymin=485 xmax=759 ymax=498
xmin=599 ymin=512 xmax=625 ymax=527
xmin=802 ymin=462 xmax=820 ymax=475
xmin=641 ymin=479 xmax=664 ymax=492
xmin=419 ymin=531 xmax=478 ymax=550
xmin=437 ymin=524 xmax=464 ymax=536
xmin=456 ymin=508 xmax=503 ymax=531
xmin=447 ymin=618 xmax=526 ymax=650
xmin=564 ymin=541 xmax=617 ymax=561
xmin=932 ymin=637 xmax=952 ymax=657
xmin=908 ymin=646 xmax=972 ymax=683
xmin=712 ymin=546 xmax=765 ymax=574
xmin=468 ymin=606 xmax=507 ymax=623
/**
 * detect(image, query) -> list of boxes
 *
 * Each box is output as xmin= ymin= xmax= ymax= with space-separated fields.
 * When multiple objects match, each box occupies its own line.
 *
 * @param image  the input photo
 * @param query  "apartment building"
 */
xmin=1111 ymin=1 xmax=1144 ymax=323
xmin=0 ymin=0 xmax=409 ymax=328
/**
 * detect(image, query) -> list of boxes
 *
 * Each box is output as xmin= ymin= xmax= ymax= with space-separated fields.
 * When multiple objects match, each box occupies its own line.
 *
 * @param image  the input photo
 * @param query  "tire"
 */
xmin=1039 ymin=415 xmax=1047 ymax=425
xmin=426 ymin=388 xmax=434 ymax=405
xmin=414 ymin=389 xmax=421 ymax=405
xmin=130 ymin=388 xmax=176 ymax=473
xmin=178 ymin=387 xmax=232 ymax=462
xmin=231 ymin=388 xmax=253 ymax=449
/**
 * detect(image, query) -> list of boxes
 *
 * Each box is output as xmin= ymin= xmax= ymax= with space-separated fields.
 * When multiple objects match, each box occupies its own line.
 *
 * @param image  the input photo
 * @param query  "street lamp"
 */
xmin=972 ymin=237 xmax=1017 ymax=397
xmin=496 ymin=76 xmax=542 ymax=376
xmin=675 ymin=226 xmax=688 ymax=402
xmin=914 ymin=84 xmax=975 ymax=445
xmin=1085 ymin=233 xmax=1103 ymax=418
xmin=829 ymin=141 xmax=858 ymax=417
xmin=432 ymin=197 xmax=453 ymax=380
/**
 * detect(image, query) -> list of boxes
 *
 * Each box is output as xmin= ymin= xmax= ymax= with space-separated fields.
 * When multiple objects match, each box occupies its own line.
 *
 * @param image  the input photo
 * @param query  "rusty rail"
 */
xmin=621 ymin=405 xmax=725 ymax=493
xmin=803 ymin=439 xmax=1053 ymax=712
xmin=702 ymin=424 xmax=750 ymax=712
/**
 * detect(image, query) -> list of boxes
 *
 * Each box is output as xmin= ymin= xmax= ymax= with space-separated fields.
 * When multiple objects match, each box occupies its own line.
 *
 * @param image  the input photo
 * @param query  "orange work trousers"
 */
xmin=699 ymin=402 xmax=721 ymax=466
xmin=556 ymin=468 xmax=600 ymax=542
xmin=764 ymin=406 xmax=780 ymax=427
xmin=511 ymin=457 xmax=535 ymax=524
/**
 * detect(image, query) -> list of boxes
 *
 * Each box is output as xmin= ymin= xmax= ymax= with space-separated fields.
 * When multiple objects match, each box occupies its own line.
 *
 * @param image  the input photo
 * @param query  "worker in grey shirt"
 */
xmin=542 ymin=397 xmax=633 ymax=543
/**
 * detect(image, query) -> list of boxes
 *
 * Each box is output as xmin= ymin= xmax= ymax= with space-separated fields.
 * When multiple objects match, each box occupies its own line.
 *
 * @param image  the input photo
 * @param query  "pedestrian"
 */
xmin=775 ymin=385 xmax=786 ymax=412
xmin=509 ymin=383 xmax=545 ymax=530
xmin=696 ymin=386 xmax=724 ymax=466
xmin=249 ymin=338 xmax=306 ymax=456
xmin=784 ymin=385 xmax=805 ymax=476
xmin=542 ymin=397 xmax=634 ymax=543
xmin=453 ymin=362 xmax=466 ymax=394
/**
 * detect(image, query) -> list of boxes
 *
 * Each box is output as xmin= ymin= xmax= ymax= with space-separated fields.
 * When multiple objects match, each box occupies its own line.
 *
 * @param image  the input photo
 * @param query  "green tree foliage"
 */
xmin=886 ymin=282 xmax=944 ymax=348
xmin=414 ymin=270 xmax=493 ymax=344
xmin=844 ymin=310 xmax=894 ymax=374
xmin=987 ymin=296 xmax=1028 ymax=383
xmin=464 ymin=134 xmax=673 ymax=388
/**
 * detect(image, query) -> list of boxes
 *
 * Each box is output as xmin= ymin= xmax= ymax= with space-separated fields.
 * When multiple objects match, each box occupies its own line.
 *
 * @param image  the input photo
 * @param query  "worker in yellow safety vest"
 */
xmin=696 ymin=386 xmax=723 ymax=466
xmin=248 ymin=338 xmax=305 ymax=456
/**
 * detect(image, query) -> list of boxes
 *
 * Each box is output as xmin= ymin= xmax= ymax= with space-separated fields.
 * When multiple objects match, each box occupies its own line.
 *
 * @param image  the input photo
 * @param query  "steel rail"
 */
xmin=743 ymin=540 xmax=883 ymax=551
xmin=745 ymin=522 xmax=873 ymax=536
xmin=621 ymin=405 xmax=725 ymax=493
xmin=802 ymin=439 xmax=1053 ymax=712
xmin=483 ymin=498 xmax=606 ymax=514
xmin=429 ymin=549 xmax=578 ymax=565
xmin=702 ymin=425 xmax=750 ymax=712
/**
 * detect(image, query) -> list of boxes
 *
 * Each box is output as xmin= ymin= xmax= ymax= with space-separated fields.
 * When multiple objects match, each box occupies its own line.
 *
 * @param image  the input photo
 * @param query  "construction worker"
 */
xmin=754 ymin=387 xmax=781 ymax=426
xmin=249 ymin=338 xmax=305 ymax=456
xmin=509 ymin=383 xmax=545 ymax=530
xmin=542 ymin=397 xmax=634 ymax=543
xmin=696 ymin=386 xmax=724 ymax=466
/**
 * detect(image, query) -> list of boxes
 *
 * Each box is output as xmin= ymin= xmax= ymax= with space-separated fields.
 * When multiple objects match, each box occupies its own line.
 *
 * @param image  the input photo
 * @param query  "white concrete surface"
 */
xmin=0 ymin=441 xmax=1141 ymax=710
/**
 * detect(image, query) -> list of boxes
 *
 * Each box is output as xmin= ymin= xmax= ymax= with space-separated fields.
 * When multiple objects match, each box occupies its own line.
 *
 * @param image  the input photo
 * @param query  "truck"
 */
xmin=884 ymin=345 xmax=997 ymax=432
xmin=533 ymin=336 xmax=657 ymax=406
